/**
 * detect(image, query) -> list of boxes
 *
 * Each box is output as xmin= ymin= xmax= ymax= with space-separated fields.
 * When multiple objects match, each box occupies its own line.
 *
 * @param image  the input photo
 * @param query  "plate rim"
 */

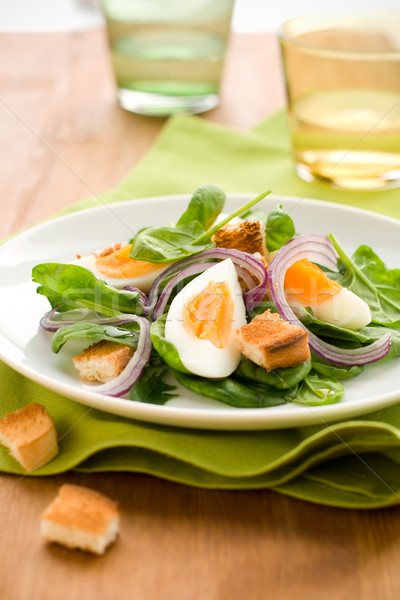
xmin=1 ymin=193 xmax=400 ymax=431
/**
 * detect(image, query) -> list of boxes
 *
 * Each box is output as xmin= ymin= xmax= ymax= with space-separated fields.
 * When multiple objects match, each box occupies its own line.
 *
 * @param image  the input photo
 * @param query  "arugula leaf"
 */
xmin=32 ymin=263 xmax=144 ymax=316
xmin=129 ymin=190 xmax=271 ymax=263
xmin=265 ymin=204 xmax=295 ymax=252
xmin=329 ymin=236 xmax=400 ymax=327
xmin=130 ymin=366 xmax=178 ymax=405
xmin=233 ymin=357 xmax=311 ymax=389
xmin=150 ymin=314 xmax=190 ymax=373
xmin=51 ymin=322 xmax=140 ymax=353
xmin=176 ymin=184 xmax=226 ymax=230
xmin=172 ymin=369 xmax=292 ymax=408
xmin=295 ymin=375 xmax=345 ymax=405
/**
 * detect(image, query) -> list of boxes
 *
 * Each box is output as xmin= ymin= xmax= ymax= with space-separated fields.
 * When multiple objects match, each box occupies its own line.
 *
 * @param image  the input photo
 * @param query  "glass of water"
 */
xmin=101 ymin=0 xmax=235 ymax=116
xmin=279 ymin=12 xmax=400 ymax=190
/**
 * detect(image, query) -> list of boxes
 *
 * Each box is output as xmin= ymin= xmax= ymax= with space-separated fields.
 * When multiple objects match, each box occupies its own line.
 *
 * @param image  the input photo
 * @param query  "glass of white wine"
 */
xmin=279 ymin=12 xmax=400 ymax=190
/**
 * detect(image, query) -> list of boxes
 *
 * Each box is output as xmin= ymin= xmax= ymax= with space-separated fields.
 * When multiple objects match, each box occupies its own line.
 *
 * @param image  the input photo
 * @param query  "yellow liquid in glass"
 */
xmin=290 ymin=89 xmax=400 ymax=189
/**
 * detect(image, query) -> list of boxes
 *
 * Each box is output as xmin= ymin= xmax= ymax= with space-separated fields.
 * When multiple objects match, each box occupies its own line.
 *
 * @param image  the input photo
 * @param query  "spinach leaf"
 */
xmin=240 ymin=208 xmax=268 ymax=228
xmin=304 ymin=309 xmax=400 ymax=360
xmin=33 ymin=263 xmax=144 ymax=316
xmin=129 ymin=190 xmax=271 ymax=263
xmin=301 ymin=309 xmax=371 ymax=344
xmin=130 ymin=366 xmax=178 ymax=405
xmin=129 ymin=221 xmax=213 ymax=263
xmin=295 ymin=375 xmax=345 ymax=405
xmin=311 ymin=352 xmax=363 ymax=380
xmin=172 ymin=369 xmax=293 ymax=408
xmin=246 ymin=300 xmax=280 ymax=320
xmin=329 ymin=236 xmax=400 ymax=326
xmin=176 ymin=184 xmax=226 ymax=230
xmin=150 ymin=314 xmax=190 ymax=374
xmin=233 ymin=357 xmax=311 ymax=389
xmin=51 ymin=322 xmax=140 ymax=353
xmin=356 ymin=324 xmax=400 ymax=359
xmin=265 ymin=204 xmax=295 ymax=252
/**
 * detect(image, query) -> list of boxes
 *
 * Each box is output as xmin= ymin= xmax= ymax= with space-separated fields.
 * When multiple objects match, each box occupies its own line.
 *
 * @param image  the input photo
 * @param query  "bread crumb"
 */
xmin=41 ymin=484 xmax=119 ymax=555
xmin=94 ymin=243 xmax=122 ymax=258
xmin=233 ymin=309 xmax=310 ymax=371
xmin=0 ymin=403 xmax=59 ymax=472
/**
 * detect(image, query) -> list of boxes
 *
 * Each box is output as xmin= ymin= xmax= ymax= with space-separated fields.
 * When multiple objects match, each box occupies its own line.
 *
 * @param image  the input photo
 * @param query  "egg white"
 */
xmin=74 ymin=251 xmax=169 ymax=294
xmin=311 ymin=287 xmax=371 ymax=330
xmin=290 ymin=287 xmax=371 ymax=330
xmin=165 ymin=259 xmax=247 ymax=378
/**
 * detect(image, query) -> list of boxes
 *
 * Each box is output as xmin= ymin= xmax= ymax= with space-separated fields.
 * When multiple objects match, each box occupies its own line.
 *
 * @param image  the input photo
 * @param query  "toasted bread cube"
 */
xmin=41 ymin=484 xmax=119 ymax=555
xmin=73 ymin=340 xmax=133 ymax=383
xmin=0 ymin=403 xmax=59 ymax=472
xmin=233 ymin=309 xmax=310 ymax=372
xmin=212 ymin=220 xmax=268 ymax=257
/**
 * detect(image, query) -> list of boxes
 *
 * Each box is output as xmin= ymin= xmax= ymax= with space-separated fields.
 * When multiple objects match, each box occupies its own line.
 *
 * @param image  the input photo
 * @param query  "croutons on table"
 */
xmin=41 ymin=484 xmax=120 ymax=555
xmin=0 ymin=403 xmax=59 ymax=472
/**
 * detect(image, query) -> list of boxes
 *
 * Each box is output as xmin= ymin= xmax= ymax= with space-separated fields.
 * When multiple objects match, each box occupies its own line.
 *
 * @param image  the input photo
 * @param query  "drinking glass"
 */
xmin=279 ymin=12 xmax=400 ymax=190
xmin=101 ymin=0 xmax=235 ymax=116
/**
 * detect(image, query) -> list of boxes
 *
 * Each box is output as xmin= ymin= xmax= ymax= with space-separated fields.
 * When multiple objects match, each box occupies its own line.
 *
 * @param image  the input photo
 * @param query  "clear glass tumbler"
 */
xmin=101 ymin=0 xmax=235 ymax=116
xmin=279 ymin=12 xmax=400 ymax=190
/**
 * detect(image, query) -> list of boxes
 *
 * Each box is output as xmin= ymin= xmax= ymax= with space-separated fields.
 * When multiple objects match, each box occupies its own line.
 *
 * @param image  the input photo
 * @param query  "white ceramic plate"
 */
xmin=1 ymin=194 xmax=399 ymax=431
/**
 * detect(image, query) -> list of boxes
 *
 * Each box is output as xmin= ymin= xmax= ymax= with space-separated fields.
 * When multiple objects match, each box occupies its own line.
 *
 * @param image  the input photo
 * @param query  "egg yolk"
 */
xmin=95 ymin=244 xmax=162 ymax=279
xmin=284 ymin=259 xmax=342 ymax=304
xmin=183 ymin=281 xmax=234 ymax=349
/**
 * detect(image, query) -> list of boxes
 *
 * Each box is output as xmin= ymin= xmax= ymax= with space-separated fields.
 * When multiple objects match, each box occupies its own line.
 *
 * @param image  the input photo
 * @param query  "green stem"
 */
xmin=193 ymin=190 xmax=271 ymax=246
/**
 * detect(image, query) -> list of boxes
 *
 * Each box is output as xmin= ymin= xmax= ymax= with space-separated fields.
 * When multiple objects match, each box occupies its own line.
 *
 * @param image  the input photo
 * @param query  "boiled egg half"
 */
xmin=74 ymin=243 xmax=169 ymax=294
xmin=165 ymin=259 xmax=247 ymax=378
xmin=284 ymin=258 xmax=371 ymax=330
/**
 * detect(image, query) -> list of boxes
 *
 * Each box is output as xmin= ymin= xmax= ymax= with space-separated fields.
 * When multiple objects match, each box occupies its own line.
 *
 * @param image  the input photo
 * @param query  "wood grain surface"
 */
xmin=0 ymin=30 xmax=400 ymax=600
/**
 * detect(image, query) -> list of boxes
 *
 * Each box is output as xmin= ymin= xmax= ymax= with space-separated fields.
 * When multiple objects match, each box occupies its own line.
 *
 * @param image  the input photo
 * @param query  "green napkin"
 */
xmin=2 ymin=110 xmax=400 ymax=509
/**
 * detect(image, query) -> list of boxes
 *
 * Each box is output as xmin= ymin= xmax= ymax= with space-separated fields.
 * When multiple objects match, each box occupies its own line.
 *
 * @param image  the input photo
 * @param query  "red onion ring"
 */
xmin=153 ymin=263 xmax=215 ymax=320
xmin=268 ymin=234 xmax=391 ymax=366
xmin=148 ymin=248 xmax=268 ymax=319
xmin=40 ymin=307 xmax=143 ymax=332
xmin=83 ymin=315 xmax=152 ymax=397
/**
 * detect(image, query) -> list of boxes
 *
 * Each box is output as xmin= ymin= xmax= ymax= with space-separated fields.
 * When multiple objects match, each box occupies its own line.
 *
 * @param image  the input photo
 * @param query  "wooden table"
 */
xmin=1 ymin=30 xmax=400 ymax=600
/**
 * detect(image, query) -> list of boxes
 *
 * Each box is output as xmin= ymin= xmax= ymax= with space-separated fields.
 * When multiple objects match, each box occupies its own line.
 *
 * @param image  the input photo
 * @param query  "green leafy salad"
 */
xmin=32 ymin=185 xmax=399 ymax=409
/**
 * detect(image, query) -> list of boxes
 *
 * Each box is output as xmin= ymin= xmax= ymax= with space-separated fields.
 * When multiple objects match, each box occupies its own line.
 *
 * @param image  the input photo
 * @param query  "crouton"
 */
xmin=73 ymin=341 xmax=133 ymax=383
xmin=41 ymin=484 xmax=119 ymax=555
xmin=233 ymin=309 xmax=310 ymax=372
xmin=0 ymin=403 xmax=59 ymax=472
xmin=212 ymin=220 xmax=268 ymax=257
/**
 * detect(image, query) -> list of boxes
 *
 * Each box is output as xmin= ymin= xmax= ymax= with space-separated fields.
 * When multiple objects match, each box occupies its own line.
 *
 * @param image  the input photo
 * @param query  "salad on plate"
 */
xmin=31 ymin=185 xmax=399 ymax=410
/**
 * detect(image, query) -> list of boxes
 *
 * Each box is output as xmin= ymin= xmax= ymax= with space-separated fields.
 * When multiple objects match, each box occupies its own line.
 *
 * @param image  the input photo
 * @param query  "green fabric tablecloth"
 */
xmin=1 ymin=110 xmax=400 ymax=509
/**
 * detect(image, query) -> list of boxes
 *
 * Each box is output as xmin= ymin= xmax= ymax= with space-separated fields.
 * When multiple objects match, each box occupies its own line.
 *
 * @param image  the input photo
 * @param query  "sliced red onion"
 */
xmin=148 ymin=248 xmax=268 ymax=319
xmin=123 ymin=286 xmax=149 ymax=310
xmin=234 ymin=265 xmax=258 ymax=290
xmin=40 ymin=307 xmax=144 ymax=332
xmin=268 ymin=234 xmax=391 ymax=366
xmin=83 ymin=315 xmax=152 ymax=397
xmin=154 ymin=263 xmax=215 ymax=320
